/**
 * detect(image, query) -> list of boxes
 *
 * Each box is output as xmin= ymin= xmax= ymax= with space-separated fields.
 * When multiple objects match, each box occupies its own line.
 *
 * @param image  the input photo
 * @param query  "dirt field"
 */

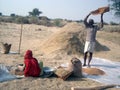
xmin=0 ymin=22 xmax=120 ymax=90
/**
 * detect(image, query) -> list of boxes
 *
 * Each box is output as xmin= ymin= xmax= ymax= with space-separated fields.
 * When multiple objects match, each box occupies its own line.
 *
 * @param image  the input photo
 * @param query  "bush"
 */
xmin=1 ymin=16 xmax=14 ymax=23
xmin=28 ymin=16 xmax=39 ymax=24
xmin=10 ymin=13 xmax=16 ymax=17
xmin=39 ymin=16 xmax=49 ymax=20
xmin=103 ymin=25 xmax=120 ymax=33
xmin=15 ymin=16 xmax=29 ymax=24
xmin=39 ymin=20 xmax=51 ymax=26
xmin=0 ymin=15 xmax=68 ymax=26
xmin=52 ymin=19 xmax=66 ymax=27
xmin=0 ymin=17 xmax=4 ymax=22
xmin=110 ymin=21 xmax=119 ymax=25
xmin=0 ymin=12 xmax=2 ymax=16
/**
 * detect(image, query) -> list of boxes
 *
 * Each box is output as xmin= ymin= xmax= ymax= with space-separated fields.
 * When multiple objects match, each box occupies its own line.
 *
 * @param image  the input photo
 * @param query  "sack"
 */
xmin=54 ymin=67 xmax=72 ymax=80
xmin=68 ymin=57 xmax=82 ymax=77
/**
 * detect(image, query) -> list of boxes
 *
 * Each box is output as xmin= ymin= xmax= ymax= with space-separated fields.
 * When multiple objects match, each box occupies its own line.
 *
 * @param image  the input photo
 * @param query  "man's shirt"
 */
xmin=85 ymin=25 xmax=100 ymax=42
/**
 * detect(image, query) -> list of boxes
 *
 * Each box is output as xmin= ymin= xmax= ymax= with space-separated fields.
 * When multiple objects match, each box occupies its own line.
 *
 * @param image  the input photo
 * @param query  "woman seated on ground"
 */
xmin=18 ymin=50 xmax=41 ymax=77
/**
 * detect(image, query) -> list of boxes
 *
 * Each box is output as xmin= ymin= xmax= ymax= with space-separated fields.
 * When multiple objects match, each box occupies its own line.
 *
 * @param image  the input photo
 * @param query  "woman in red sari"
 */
xmin=24 ymin=50 xmax=41 ymax=77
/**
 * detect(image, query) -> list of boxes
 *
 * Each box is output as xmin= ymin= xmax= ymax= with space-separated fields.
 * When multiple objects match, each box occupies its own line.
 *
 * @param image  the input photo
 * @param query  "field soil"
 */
xmin=0 ymin=22 xmax=120 ymax=90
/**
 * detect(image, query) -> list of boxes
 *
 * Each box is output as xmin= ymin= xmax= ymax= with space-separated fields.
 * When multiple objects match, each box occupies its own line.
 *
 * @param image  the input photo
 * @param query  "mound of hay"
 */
xmin=40 ymin=22 xmax=86 ymax=55
xmin=40 ymin=22 xmax=109 ymax=55
xmin=82 ymin=67 xmax=105 ymax=75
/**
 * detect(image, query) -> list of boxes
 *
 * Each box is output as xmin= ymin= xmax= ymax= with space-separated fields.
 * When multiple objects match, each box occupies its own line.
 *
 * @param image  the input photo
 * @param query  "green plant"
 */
xmin=53 ymin=19 xmax=65 ymax=27
xmin=109 ymin=0 xmax=120 ymax=18
xmin=0 ymin=12 xmax=2 ymax=16
xmin=10 ymin=13 xmax=16 ymax=17
xmin=110 ymin=21 xmax=119 ymax=25
xmin=15 ymin=16 xmax=29 ymax=24
xmin=28 ymin=16 xmax=39 ymax=24
xmin=103 ymin=25 xmax=120 ymax=33
xmin=29 ymin=8 xmax=42 ymax=17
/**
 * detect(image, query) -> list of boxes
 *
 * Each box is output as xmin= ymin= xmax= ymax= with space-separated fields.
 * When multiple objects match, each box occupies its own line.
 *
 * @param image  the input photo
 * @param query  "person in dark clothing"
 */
xmin=83 ymin=12 xmax=104 ymax=67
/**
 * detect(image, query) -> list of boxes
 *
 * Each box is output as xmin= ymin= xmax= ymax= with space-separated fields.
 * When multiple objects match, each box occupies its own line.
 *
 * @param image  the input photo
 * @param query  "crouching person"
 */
xmin=24 ymin=50 xmax=41 ymax=77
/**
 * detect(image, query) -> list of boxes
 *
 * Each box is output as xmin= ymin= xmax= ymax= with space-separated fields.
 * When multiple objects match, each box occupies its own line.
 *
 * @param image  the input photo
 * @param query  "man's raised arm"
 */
xmin=84 ymin=13 xmax=91 ymax=26
xmin=100 ymin=13 xmax=104 ymax=28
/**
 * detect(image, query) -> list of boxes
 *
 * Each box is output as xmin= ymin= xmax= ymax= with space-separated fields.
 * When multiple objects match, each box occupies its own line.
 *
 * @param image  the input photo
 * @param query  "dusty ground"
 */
xmin=0 ymin=22 xmax=120 ymax=90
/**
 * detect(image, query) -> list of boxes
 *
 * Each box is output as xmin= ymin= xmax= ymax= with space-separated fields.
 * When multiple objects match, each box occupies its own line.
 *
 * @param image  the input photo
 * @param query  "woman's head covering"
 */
xmin=24 ymin=50 xmax=33 ymax=59
xmin=24 ymin=50 xmax=41 ymax=77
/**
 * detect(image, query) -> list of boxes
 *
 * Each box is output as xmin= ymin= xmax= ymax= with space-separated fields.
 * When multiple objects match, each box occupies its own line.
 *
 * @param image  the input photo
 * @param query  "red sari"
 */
xmin=24 ymin=50 xmax=41 ymax=77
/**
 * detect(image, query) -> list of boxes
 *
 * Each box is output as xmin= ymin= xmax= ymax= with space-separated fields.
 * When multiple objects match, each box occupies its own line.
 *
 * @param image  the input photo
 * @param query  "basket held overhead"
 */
xmin=91 ymin=6 xmax=110 ymax=15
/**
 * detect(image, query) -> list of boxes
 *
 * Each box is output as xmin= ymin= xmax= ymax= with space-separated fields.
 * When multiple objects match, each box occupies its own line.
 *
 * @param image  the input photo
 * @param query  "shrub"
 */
xmin=1 ymin=16 xmax=14 ymax=23
xmin=15 ymin=16 xmax=29 ymax=24
xmin=39 ymin=16 xmax=49 ymax=20
xmin=10 ymin=13 xmax=16 ymax=17
xmin=0 ymin=12 xmax=2 ymax=16
xmin=103 ymin=25 xmax=120 ymax=33
xmin=28 ymin=16 xmax=39 ymax=24
xmin=52 ymin=19 xmax=66 ymax=27
xmin=39 ymin=20 xmax=51 ymax=26
xmin=110 ymin=21 xmax=119 ymax=25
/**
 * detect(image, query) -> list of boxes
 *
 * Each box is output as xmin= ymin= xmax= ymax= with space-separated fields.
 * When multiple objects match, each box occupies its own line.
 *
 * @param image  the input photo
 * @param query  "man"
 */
xmin=83 ymin=12 xmax=104 ymax=67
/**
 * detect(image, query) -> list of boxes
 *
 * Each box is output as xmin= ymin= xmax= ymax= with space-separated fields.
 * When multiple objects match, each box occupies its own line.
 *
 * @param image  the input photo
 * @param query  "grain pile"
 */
xmin=82 ymin=68 xmax=105 ymax=75
xmin=39 ymin=22 xmax=106 ymax=56
xmin=40 ymin=22 xmax=85 ymax=55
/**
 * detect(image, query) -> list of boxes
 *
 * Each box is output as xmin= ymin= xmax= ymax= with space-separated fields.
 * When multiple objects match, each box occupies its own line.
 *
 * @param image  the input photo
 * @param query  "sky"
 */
xmin=0 ymin=0 xmax=119 ymax=23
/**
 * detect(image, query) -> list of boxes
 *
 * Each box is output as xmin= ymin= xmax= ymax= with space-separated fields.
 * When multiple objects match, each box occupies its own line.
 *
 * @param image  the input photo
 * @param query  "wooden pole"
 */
xmin=18 ymin=23 xmax=23 ymax=54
